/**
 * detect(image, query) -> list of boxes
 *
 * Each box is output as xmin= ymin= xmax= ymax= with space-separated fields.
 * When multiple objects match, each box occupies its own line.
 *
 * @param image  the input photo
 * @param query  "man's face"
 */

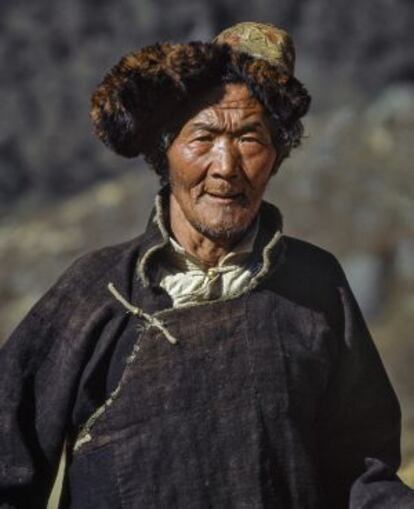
xmin=167 ymin=82 xmax=278 ymax=241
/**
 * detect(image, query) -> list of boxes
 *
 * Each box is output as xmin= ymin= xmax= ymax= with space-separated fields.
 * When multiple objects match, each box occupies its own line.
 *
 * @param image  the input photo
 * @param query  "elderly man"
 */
xmin=1 ymin=22 xmax=413 ymax=509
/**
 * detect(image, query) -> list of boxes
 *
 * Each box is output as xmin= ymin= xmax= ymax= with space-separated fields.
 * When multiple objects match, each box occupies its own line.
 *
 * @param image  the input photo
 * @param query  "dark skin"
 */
xmin=167 ymin=83 xmax=279 ymax=267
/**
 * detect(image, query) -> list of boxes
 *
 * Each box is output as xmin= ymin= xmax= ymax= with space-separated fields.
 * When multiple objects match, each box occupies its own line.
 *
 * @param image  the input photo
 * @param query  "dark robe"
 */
xmin=1 ymin=191 xmax=413 ymax=508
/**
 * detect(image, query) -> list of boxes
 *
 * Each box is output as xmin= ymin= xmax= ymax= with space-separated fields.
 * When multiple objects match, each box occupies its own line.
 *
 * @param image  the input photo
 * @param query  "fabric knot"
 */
xmin=107 ymin=283 xmax=178 ymax=345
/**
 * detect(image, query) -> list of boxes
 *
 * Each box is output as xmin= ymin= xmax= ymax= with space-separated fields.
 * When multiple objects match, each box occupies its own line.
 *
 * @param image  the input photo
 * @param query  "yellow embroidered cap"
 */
xmin=213 ymin=21 xmax=296 ymax=76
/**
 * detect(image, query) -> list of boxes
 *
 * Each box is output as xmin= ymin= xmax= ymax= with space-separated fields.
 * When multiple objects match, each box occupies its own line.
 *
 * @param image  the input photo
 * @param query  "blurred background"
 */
xmin=1 ymin=0 xmax=413 ymax=503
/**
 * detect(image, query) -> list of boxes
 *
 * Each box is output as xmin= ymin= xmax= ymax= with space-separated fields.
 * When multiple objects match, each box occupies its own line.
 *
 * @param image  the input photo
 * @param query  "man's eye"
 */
xmin=193 ymin=135 xmax=213 ymax=142
xmin=241 ymin=136 xmax=261 ymax=144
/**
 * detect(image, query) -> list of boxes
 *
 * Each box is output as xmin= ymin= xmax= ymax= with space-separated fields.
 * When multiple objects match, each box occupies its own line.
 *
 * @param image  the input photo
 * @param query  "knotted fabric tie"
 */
xmin=107 ymin=282 xmax=178 ymax=345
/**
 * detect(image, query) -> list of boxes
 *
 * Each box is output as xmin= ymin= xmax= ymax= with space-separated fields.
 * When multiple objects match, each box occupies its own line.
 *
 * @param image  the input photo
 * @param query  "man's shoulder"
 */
xmin=266 ymin=235 xmax=348 ymax=320
xmin=70 ymin=235 xmax=143 ymax=271
xmin=276 ymin=234 xmax=347 ymax=290
xmin=282 ymin=235 xmax=341 ymax=269
xmin=52 ymin=234 xmax=145 ymax=297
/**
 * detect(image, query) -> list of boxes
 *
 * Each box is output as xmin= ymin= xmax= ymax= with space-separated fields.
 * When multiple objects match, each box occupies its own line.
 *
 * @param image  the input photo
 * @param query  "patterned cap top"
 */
xmin=213 ymin=21 xmax=295 ymax=75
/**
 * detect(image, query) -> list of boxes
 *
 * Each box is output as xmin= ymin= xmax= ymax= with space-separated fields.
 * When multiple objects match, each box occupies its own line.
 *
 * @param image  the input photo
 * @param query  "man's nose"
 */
xmin=210 ymin=138 xmax=240 ymax=179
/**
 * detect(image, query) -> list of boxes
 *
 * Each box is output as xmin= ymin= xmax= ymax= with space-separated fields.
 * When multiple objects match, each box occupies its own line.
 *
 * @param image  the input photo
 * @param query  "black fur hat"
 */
xmin=90 ymin=22 xmax=311 ymax=162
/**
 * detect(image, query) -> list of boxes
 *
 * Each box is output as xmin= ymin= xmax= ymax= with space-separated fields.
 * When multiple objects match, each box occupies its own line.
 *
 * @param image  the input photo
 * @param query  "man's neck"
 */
xmin=169 ymin=195 xmax=252 ymax=268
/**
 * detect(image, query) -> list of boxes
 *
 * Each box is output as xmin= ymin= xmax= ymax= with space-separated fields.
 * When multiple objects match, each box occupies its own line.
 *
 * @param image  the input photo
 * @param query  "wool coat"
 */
xmin=1 ymin=191 xmax=413 ymax=509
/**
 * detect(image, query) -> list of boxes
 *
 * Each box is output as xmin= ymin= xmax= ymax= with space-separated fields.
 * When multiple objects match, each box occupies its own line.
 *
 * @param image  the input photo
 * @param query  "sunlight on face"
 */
xmin=167 ymin=83 xmax=277 ymax=241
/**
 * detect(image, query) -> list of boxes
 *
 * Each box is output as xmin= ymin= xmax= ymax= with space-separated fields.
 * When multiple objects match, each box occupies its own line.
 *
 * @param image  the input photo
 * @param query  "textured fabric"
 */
xmin=156 ymin=218 xmax=275 ymax=306
xmin=213 ymin=22 xmax=295 ymax=74
xmin=1 ymin=190 xmax=413 ymax=509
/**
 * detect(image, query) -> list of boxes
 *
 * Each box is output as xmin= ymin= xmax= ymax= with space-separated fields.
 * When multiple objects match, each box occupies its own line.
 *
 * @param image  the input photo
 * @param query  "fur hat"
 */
xmin=90 ymin=22 xmax=311 ymax=161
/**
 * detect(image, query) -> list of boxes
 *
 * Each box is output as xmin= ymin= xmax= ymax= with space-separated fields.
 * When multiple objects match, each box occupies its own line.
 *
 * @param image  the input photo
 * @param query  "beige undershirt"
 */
xmin=155 ymin=220 xmax=269 ymax=307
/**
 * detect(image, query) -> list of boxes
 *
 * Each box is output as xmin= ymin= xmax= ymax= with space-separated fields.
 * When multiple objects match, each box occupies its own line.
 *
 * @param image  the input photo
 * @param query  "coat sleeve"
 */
xmin=0 ymin=256 xmax=106 ymax=509
xmin=317 ymin=258 xmax=414 ymax=508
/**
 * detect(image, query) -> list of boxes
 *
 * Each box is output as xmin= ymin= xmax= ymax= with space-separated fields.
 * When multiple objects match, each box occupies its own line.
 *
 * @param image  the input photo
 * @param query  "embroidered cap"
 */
xmin=214 ymin=22 xmax=295 ymax=76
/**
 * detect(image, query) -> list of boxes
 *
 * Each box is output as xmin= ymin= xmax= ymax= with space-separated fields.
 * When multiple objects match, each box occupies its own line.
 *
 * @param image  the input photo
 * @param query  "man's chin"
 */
xmin=191 ymin=217 xmax=253 ymax=242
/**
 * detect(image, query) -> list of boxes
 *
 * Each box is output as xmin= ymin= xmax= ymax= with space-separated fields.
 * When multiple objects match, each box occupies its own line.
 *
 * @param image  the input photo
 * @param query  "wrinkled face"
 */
xmin=167 ymin=82 xmax=278 ymax=241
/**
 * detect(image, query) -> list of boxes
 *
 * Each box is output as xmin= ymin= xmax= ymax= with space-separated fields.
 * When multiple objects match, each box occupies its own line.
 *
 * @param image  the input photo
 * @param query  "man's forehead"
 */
xmin=212 ymin=98 xmax=262 ymax=110
xmin=188 ymin=84 xmax=265 ymax=123
xmin=196 ymin=106 xmax=263 ymax=122
xmin=173 ymin=82 xmax=269 ymax=135
xmin=202 ymin=83 xmax=262 ymax=110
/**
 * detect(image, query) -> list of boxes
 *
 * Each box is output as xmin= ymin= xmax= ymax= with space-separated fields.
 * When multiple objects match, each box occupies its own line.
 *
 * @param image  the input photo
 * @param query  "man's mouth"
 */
xmin=204 ymin=191 xmax=244 ymax=204
xmin=203 ymin=190 xmax=248 ymax=207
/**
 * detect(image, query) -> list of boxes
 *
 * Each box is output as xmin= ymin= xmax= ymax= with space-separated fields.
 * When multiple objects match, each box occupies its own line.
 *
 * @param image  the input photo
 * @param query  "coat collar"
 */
xmin=136 ymin=186 xmax=285 ymax=288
